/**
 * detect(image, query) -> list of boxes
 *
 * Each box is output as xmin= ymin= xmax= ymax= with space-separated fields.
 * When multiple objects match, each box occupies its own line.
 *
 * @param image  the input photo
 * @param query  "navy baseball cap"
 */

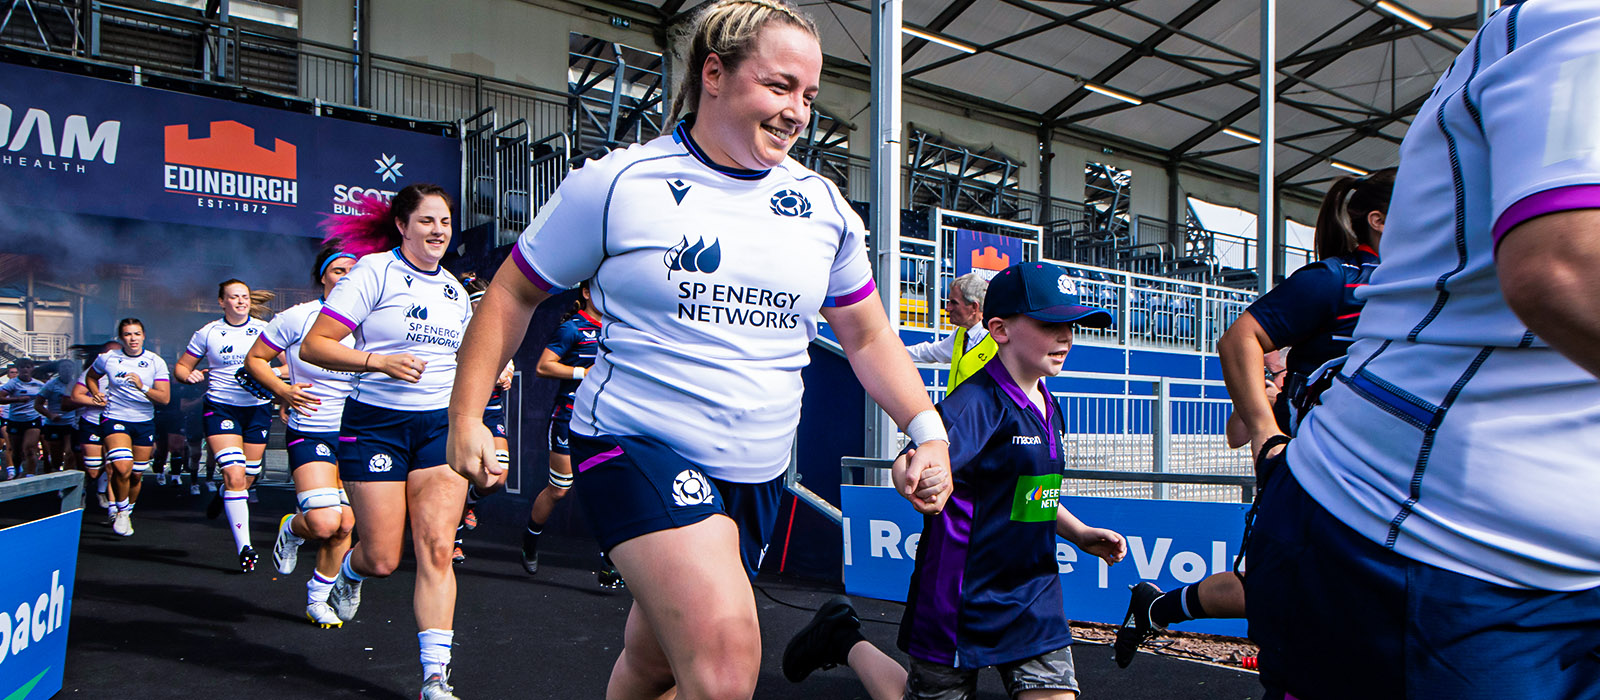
xmin=983 ymin=262 xmax=1115 ymax=328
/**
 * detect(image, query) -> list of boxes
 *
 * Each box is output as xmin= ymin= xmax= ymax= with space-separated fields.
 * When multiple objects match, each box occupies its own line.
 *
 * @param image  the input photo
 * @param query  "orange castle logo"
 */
xmin=971 ymin=246 xmax=1010 ymax=271
xmin=164 ymin=120 xmax=296 ymax=178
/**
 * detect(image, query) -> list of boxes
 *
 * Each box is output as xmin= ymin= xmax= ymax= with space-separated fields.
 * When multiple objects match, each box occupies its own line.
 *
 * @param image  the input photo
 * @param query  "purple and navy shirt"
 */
xmin=899 ymin=361 xmax=1071 ymax=669
xmin=544 ymin=309 xmax=601 ymax=423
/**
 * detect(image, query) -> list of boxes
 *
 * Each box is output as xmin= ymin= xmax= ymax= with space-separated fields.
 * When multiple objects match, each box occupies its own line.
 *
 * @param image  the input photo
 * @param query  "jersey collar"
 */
xmin=1356 ymin=243 xmax=1379 ymax=261
xmin=578 ymin=309 xmax=601 ymax=326
xmin=673 ymin=115 xmax=771 ymax=181
xmin=983 ymin=361 xmax=1060 ymax=459
xmin=392 ymin=247 xmax=442 ymax=276
xmin=223 ymin=316 xmax=253 ymax=327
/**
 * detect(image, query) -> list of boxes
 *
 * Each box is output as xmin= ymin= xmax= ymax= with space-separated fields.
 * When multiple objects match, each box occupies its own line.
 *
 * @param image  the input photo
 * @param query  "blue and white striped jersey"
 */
xmin=513 ymin=119 xmax=876 ymax=482
xmin=1291 ymin=0 xmax=1600 ymax=591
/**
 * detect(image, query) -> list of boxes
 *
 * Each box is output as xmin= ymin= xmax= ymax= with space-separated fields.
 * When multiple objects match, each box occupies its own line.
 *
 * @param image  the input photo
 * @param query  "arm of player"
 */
xmin=301 ymin=316 xmax=424 ymax=382
xmin=1218 ymin=311 xmax=1285 ymax=462
xmin=34 ymin=395 xmax=58 ymax=421
xmin=75 ymin=372 xmax=106 ymax=406
xmin=822 ymin=297 xmax=952 ymax=509
xmin=245 ymin=340 xmax=319 ymax=413
xmin=1056 ymin=506 xmax=1126 ymax=565
xmin=534 ymin=348 xmax=583 ymax=380
xmin=449 ymin=259 xmax=552 ymax=488
xmin=173 ymin=353 xmax=207 ymax=384
xmin=1499 ymin=209 xmax=1600 ymax=379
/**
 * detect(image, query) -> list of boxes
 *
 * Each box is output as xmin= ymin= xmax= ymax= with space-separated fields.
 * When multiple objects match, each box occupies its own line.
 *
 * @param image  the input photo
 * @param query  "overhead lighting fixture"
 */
xmin=1330 ymin=161 xmax=1369 ymax=176
xmin=1222 ymin=127 xmax=1261 ymax=144
xmin=901 ymin=26 xmax=977 ymax=54
xmin=1375 ymin=1 xmax=1432 ymax=31
xmin=1084 ymin=83 xmax=1143 ymax=106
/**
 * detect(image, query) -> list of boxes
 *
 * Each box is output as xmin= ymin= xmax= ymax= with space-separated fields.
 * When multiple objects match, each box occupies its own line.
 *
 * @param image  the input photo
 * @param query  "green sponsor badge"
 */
xmin=1010 ymin=473 xmax=1062 ymax=522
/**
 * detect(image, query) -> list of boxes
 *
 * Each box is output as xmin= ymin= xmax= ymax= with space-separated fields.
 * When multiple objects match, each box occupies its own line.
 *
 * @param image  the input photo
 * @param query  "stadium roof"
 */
xmin=641 ymin=0 xmax=1481 ymax=202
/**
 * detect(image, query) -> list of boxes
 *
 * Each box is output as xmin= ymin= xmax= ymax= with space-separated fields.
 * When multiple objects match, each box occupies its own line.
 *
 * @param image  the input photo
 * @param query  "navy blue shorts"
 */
xmin=203 ymin=399 xmax=272 ymax=444
xmin=286 ymin=428 xmax=339 ymax=471
xmin=40 ymin=424 xmax=73 ymax=441
xmin=337 ymin=400 xmax=449 ymax=482
xmin=1245 ymin=454 xmax=1600 ymax=699
xmin=76 ymin=420 xmax=102 ymax=447
xmin=547 ymin=418 xmax=570 ymax=455
xmin=569 ymin=432 xmax=782 ymax=580
xmin=100 ymin=419 xmax=156 ymax=447
xmin=483 ymin=408 xmax=506 ymax=440
xmin=4 ymin=419 xmax=40 ymax=437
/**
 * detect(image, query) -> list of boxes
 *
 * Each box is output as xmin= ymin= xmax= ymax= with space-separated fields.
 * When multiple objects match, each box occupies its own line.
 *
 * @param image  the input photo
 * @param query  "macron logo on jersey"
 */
xmin=405 ymin=304 xmax=429 ymax=320
xmin=665 ymin=236 xmax=722 ymax=278
xmin=668 ymin=179 xmax=691 ymax=205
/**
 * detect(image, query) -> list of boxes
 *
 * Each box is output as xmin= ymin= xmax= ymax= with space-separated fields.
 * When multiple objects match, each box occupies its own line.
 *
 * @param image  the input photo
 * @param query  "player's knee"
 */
xmin=680 ymin=656 xmax=759 ymax=700
xmin=364 ymin=553 xmax=401 ymax=578
xmin=302 ymin=508 xmax=343 ymax=541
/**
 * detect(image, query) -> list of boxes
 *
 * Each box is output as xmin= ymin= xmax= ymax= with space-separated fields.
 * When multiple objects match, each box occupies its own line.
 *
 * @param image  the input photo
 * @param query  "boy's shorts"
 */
xmin=569 ymin=432 xmax=781 ymax=579
xmin=906 ymin=646 xmax=1078 ymax=700
xmin=203 ymin=399 xmax=272 ymax=444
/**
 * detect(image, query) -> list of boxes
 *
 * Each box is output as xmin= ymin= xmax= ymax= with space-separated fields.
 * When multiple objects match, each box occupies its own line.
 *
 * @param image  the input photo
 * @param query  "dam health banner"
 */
xmin=0 ymin=63 xmax=458 ymax=236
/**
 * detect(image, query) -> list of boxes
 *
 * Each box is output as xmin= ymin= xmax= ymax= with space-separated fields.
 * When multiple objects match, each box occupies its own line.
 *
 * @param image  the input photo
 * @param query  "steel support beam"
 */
xmin=867 ymin=0 xmax=902 ymax=463
xmin=1257 ymin=0 xmax=1276 ymax=293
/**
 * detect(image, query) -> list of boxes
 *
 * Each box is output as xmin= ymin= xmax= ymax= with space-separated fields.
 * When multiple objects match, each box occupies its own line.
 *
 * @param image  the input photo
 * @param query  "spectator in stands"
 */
xmin=1113 ymin=166 xmax=1395 ymax=667
xmin=1246 ymin=8 xmax=1600 ymax=698
xmin=904 ymin=272 xmax=995 ymax=391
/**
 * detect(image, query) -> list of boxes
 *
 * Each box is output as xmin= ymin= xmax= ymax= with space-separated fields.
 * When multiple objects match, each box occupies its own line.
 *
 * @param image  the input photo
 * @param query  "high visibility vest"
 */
xmin=950 ymin=326 xmax=997 ymax=391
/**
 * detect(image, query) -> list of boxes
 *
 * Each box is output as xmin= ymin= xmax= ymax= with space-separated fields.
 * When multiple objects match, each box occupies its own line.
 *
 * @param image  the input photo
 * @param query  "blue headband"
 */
xmin=319 ymin=252 xmax=358 ymax=278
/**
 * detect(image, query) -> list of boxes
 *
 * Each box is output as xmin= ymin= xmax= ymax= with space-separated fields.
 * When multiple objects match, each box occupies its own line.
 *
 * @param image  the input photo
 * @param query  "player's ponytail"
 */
xmin=1313 ymin=167 xmax=1396 ymax=260
xmin=558 ymin=280 xmax=593 ymax=325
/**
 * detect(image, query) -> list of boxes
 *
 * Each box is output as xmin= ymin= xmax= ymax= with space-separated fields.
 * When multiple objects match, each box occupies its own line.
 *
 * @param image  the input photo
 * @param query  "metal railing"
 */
xmin=0 ymin=318 xmax=70 ymax=360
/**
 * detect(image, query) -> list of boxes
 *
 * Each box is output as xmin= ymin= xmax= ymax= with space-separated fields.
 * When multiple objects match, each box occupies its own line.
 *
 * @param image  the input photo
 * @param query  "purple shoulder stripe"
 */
xmin=1494 ymin=184 xmax=1600 ymax=251
xmin=320 ymin=307 xmax=358 ymax=331
xmin=824 ymin=279 xmax=878 ymax=308
xmin=511 ymin=246 xmax=560 ymax=293
xmin=261 ymin=336 xmax=286 ymax=353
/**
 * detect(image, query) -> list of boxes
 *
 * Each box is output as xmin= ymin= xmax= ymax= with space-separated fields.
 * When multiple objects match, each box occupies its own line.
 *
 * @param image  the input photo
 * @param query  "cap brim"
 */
xmin=1025 ymin=304 xmax=1116 ymax=329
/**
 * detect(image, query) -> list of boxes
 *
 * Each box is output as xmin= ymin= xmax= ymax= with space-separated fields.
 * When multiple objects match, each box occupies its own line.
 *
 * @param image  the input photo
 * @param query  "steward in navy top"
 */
xmin=898 ymin=360 xmax=1073 ymax=668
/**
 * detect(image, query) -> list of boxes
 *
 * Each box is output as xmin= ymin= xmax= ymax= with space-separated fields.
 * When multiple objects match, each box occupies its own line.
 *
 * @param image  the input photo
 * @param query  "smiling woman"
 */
xmin=446 ymin=1 xmax=954 ymax=699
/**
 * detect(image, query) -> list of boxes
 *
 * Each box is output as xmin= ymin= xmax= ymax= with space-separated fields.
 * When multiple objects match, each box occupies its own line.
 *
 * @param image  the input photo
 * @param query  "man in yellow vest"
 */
xmin=904 ymin=273 xmax=997 ymax=390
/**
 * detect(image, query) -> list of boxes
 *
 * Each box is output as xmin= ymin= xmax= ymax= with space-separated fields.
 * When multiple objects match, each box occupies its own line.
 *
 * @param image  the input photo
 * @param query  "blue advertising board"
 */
xmin=842 ymin=485 xmax=1249 ymax=637
xmin=0 ymin=63 xmax=458 ymax=236
xmin=953 ymin=228 xmax=1026 ymax=280
xmin=0 ymin=509 xmax=82 ymax=700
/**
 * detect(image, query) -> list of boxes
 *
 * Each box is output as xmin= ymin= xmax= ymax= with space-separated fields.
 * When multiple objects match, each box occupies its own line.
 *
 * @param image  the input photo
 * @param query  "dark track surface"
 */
xmin=59 ymin=478 xmax=1265 ymax=699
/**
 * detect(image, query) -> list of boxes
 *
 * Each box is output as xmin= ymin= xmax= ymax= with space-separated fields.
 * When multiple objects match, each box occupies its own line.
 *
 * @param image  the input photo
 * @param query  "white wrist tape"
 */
xmin=904 ymin=409 xmax=948 ymax=446
xmin=572 ymin=366 xmax=587 ymax=380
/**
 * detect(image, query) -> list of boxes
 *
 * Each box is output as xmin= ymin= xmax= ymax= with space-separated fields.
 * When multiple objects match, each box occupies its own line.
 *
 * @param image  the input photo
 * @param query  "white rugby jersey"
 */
xmin=262 ymin=299 xmax=357 ymax=433
xmin=1290 ymin=0 xmax=1600 ymax=591
xmin=76 ymin=376 xmax=106 ymax=424
xmin=185 ymin=317 xmax=271 ymax=407
xmin=513 ymin=120 xmax=876 ymax=482
xmin=1 ymin=377 xmax=45 ymax=421
xmin=91 ymin=349 xmax=171 ymax=422
xmin=37 ymin=376 xmax=77 ymax=426
xmin=320 ymin=249 xmax=469 ymax=412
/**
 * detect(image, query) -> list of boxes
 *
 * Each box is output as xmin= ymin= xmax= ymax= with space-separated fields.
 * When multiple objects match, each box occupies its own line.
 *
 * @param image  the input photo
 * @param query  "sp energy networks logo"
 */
xmin=664 ymin=236 xmax=722 ymax=278
xmin=1010 ymin=473 xmax=1062 ymax=523
xmin=163 ymin=120 xmax=298 ymax=211
xmin=405 ymin=305 xmax=430 ymax=321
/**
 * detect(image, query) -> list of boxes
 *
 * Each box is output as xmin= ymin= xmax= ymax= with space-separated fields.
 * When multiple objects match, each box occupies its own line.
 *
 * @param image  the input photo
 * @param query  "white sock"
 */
xmin=419 ymin=628 xmax=453 ymax=680
xmin=97 ymin=472 xmax=108 ymax=493
xmin=307 ymin=570 xmax=336 ymax=605
xmin=223 ymin=490 xmax=251 ymax=551
xmin=116 ymin=499 xmax=129 ymax=513
xmin=340 ymin=550 xmax=365 ymax=582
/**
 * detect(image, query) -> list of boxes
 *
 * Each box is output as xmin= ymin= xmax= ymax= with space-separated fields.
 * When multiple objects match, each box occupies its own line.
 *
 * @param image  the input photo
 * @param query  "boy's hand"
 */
xmin=1075 ymin=527 xmax=1127 ymax=565
xmin=894 ymin=445 xmax=953 ymax=515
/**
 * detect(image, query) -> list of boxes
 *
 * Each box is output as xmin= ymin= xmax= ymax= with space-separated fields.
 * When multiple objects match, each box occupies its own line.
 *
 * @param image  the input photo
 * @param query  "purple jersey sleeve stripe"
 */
xmin=320 ymin=307 xmax=358 ymax=331
xmin=261 ymin=337 xmax=286 ymax=353
xmin=1493 ymin=184 xmax=1600 ymax=251
xmin=511 ymin=245 xmax=560 ymax=293
xmin=823 ymin=279 xmax=877 ymax=308
xmin=154 ymin=378 xmax=170 ymax=383
xmin=906 ymin=491 xmax=974 ymax=666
